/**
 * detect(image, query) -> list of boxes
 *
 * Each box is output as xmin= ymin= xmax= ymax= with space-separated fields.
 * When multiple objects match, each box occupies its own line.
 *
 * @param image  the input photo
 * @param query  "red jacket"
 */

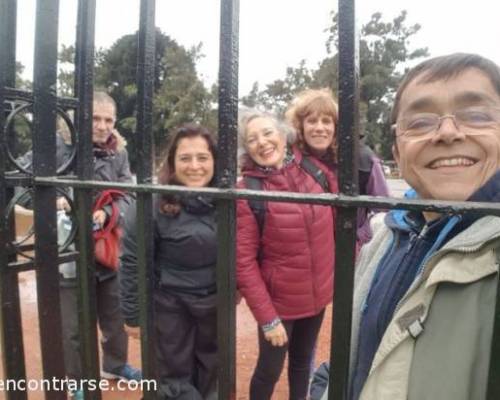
xmin=237 ymin=147 xmax=337 ymax=325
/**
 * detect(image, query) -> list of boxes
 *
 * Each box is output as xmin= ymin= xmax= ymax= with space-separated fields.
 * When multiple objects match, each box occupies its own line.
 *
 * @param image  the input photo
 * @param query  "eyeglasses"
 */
xmin=393 ymin=106 xmax=500 ymax=139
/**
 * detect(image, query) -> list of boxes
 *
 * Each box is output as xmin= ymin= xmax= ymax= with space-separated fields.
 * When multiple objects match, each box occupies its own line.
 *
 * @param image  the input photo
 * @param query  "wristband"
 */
xmin=261 ymin=317 xmax=281 ymax=333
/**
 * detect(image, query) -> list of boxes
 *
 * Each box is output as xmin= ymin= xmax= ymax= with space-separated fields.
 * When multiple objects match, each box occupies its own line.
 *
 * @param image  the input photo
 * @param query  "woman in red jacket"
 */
xmin=237 ymin=109 xmax=336 ymax=400
xmin=285 ymin=88 xmax=389 ymax=246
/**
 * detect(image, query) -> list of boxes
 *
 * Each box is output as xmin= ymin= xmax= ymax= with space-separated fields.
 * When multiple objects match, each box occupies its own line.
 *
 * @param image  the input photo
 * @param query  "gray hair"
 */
xmin=93 ymin=91 xmax=117 ymax=116
xmin=237 ymin=108 xmax=296 ymax=163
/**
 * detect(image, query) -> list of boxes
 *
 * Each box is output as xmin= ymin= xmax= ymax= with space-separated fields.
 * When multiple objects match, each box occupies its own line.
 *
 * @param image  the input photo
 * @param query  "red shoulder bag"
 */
xmin=93 ymin=189 xmax=125 ymax=270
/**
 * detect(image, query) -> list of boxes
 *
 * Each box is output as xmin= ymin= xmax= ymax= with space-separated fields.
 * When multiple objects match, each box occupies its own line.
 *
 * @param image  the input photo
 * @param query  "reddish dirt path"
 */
xmin=0 ymin=271 xmax=332 ymax=399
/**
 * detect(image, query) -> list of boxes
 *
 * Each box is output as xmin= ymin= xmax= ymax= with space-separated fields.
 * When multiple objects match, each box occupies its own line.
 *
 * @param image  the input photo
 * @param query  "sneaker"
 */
xmin=102 ymin=364 xmax=142 ymax=381
xmin=69 ymin=389 xmax=84 ymax=400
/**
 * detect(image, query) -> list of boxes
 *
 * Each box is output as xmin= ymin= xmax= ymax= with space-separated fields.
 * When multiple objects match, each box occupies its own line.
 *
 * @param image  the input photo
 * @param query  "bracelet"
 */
xmin=261 ymin=317 xmax=281 ymax=333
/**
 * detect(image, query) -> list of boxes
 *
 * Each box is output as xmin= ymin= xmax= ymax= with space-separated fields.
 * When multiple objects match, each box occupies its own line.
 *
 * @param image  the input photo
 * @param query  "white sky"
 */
xmin=15 ymin=0 xmax=500 ymax=95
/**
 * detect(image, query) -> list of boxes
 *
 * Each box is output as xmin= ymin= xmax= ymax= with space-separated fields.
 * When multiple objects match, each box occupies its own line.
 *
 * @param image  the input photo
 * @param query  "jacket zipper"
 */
xmin=372 ymin=226 xmax=424 ymax=333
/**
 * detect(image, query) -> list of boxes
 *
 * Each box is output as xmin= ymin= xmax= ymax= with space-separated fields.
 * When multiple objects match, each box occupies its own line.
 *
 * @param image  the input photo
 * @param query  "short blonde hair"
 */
xmin=285 ymin=88 xmax=338 ymax=158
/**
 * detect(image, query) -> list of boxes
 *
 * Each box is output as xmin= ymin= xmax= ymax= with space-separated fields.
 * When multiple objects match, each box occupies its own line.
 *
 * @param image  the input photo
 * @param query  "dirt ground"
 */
xmin=0 ymin=271 xmax=332 ymax=400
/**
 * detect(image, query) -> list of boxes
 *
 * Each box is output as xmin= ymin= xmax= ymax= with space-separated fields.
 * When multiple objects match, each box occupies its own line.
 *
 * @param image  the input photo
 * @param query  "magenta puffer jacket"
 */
xmin=237 ymin=148 xmax=336 ymax=325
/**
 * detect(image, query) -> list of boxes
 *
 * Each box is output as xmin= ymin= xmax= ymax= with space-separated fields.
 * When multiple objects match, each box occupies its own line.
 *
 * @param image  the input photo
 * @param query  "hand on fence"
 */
xmin=264 ymin=322 xmax=288 ymax=347
xmin=93 ymin=209 xmax=107 ymax=227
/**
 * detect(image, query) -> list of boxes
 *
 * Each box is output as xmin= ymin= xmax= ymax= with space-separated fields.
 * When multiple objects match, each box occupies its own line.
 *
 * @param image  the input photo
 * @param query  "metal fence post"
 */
xmin=32 ymin=1 xmax=66 ymax=398
xmin=74 ymin=1 xmax=102 ymax=398
xmin=136 ymin=1 xmax=157 ymax=398
xmin=0 ymin=1 xmax=28 ymax=399
xmin=329 ymin=0 xmax=360 ymax=398
xmin=216 ymin=0 xmax=240 ymax=398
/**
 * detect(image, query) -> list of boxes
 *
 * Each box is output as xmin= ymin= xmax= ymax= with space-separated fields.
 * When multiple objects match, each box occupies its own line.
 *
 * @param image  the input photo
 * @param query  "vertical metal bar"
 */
xmin=216 ymin=0 xmax=239 ymax=398
xmin=136 ymin=0 xmax=157 ymax=398
xmin=487 ymin=267 xmax=500 ymax=399
xmin=32 ymin=1 xmax=66 ymax=398
xmin=329 ymin=0 xmax=359 ymax=399
xmin=74 ymin=1 xmax=101 ymax=399
xmin=0 ymin=2 xmax=28 ymax=399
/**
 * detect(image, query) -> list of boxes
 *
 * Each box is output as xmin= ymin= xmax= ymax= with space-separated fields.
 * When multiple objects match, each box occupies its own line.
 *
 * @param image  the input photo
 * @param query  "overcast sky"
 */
xmin=15 ymin=0 xmax=500 ymax=95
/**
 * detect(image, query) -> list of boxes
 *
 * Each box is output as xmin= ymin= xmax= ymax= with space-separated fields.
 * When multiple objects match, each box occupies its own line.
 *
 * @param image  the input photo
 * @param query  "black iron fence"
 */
xmin=1 ymin=0 xmax=500 ymax=399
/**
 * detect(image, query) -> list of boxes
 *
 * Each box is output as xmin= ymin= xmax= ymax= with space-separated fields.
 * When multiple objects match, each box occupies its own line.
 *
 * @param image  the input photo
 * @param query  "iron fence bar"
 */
xmin=135 ymin=0 xmax=157 ymax=397
xmin=34 ymin=177 xmax=500 ymax=217
xmin=4 ymin=175 xmax=34 ymax=187
xmin=7 ymin=243 xmax=35 ymax=255
xmin=8 ymin=252 xmax=78 ymax=272
xmin=3 ymin=87 xmax=79 ymax=109
xmin=7 ymin=260 xmax=36 ymax=272
xmin=330 ymin=0 xmax=360 ymax=398
xmin=216 ymin=0 xmax=239 ymax=398
xmin=74 ymin=0 xmax=101 ymax=398
xmin=0 ymin=1 xmax=28 ymax=398
xmin=32 ymin=0 xmax=67 ymax=398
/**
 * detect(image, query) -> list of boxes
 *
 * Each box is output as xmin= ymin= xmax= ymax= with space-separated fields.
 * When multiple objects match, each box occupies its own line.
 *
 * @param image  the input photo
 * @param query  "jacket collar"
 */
xmin=387 ymin=170 xmax=500 ymax=238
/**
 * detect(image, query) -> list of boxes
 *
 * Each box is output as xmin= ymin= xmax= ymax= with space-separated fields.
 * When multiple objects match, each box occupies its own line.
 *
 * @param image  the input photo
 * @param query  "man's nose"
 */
xmin=95 ymin=119 xmax=106 ymax=130
xmin=431 ymin=116 xmax=465 ymax=144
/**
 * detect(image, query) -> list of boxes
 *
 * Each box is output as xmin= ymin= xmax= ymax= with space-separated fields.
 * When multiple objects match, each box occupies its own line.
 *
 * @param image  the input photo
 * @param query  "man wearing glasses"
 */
xmin=343 ymin=53 xmax=500 ymax=400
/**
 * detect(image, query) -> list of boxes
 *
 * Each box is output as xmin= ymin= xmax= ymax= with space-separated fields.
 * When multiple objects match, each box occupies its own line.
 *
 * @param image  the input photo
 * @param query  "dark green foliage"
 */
xmin=53 ymin=30 xmax=215 ymax=171
xmin=15 ymin=62 xmax=31 ymax=90
xmin=95 ymin=30 xmax=215 ymax=169
xmin=245 ymin=10 xmax=429 ymax=160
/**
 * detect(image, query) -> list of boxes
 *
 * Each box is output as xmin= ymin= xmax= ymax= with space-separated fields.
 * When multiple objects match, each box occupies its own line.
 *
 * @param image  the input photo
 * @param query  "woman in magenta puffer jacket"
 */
xmin=237 ymin=109 xmax=336 ymax=400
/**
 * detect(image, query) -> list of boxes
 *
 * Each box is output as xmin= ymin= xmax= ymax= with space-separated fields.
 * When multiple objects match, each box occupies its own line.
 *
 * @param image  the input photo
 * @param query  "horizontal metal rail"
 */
xmin=3 ymin=87 xmax=79 ymax=108
xmin=7 ymin=251 xmax=79 ymax=271
xmin=35 ymin=176 xmax=500 ymax=216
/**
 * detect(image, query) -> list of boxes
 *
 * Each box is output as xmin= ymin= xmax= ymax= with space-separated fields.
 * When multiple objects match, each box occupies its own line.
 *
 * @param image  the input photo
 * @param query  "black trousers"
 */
xmin=154 ymin=290 xmax=217 ymax=399
xmin=250 ymin=309 xmax=325 ymax=400
xmin=59 ymin=275 xmax=129 ymax=379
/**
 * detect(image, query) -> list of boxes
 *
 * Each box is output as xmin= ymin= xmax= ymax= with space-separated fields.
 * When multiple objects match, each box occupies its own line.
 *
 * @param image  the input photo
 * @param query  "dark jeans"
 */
xmin=60 ymin=275 xmax=128 ymax=379
xmin=250 ymin=309 xmax=325 ymax=400
xmin=154 ymin=290 xmax=217 ymax=399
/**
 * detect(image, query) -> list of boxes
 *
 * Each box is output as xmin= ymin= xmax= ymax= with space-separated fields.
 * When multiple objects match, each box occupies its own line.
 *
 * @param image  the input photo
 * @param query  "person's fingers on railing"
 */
xmin=92 ymin=209 xmax=107 ymax=226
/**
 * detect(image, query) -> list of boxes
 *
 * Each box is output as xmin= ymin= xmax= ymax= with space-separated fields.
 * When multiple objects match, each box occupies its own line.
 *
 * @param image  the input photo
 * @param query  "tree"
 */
xmin=95 ymin=30 xmax=215 ymax=168
xmin=15 ymin=62 xmax=31 ymax=90
xmin=55 ymin=30 xmax=215 ymax=170
xmin=242 ymin=60 xmax=315 ymax=114
xmin=244 ymin=10 xmax=429 ymax=160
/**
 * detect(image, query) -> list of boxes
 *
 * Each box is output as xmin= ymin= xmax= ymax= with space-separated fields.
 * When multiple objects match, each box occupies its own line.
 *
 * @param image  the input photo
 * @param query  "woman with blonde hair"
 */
xmin=286 ymin=88 xmax=389 ymax=245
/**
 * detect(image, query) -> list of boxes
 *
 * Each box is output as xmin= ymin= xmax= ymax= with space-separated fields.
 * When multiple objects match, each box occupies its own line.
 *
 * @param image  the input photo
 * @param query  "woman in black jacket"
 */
xmin=120 ymin=124 xmax=218 ymax=399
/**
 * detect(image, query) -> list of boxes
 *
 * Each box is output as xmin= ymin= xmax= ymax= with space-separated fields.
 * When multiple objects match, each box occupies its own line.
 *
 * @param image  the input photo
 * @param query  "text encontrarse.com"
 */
xmin=0 ymin=378 xmax=157 ymax=392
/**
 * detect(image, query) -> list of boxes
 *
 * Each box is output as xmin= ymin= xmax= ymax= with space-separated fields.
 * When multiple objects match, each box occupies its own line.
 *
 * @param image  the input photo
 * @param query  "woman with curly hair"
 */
xmin=286 ymin=88 xmax=389 ymax=245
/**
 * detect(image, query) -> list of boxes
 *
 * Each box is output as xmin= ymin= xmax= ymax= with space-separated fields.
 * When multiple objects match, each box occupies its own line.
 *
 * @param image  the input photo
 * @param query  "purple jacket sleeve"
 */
xmin=357 ymin=157 xmax=389 ymax=245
